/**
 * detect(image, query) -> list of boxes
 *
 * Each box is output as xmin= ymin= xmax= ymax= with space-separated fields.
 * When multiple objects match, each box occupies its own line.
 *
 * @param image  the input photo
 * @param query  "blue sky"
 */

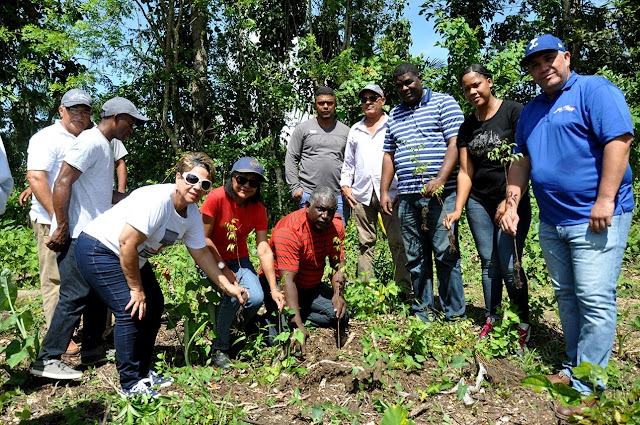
xmin=406 ymin=0 xmax=448 ymax=60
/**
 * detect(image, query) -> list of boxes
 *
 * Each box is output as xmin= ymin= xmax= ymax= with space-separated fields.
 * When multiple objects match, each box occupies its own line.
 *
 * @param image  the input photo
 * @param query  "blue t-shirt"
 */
xmin=516 ymin=72 xmax=634 ymax=226
xmin=383 ymin=87 xmax=464 ymax=195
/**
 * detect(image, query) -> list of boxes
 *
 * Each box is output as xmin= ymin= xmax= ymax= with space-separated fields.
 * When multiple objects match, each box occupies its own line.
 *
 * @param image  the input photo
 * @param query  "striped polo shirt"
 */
xmin=270 ymin=209 xmax=345 ymax=290
xmin=383 ymin=87 xmax=464 ymax=195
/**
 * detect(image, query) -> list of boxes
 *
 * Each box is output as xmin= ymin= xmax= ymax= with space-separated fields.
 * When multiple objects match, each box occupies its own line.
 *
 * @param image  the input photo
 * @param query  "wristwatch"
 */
xmin=217 ymin=261 xmax=226 ymax=270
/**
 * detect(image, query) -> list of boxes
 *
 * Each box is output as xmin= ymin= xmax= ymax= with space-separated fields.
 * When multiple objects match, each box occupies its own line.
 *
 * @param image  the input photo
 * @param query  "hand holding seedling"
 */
xmin=443 ymin=209 xmax=461 ymax=230
xmin=422 ymin=176 xmax=445 ymax=198
xmin=494 ymin=200 xmax=507 ymax=224
xmin=332 ymin=293 xmax=347 ymax=319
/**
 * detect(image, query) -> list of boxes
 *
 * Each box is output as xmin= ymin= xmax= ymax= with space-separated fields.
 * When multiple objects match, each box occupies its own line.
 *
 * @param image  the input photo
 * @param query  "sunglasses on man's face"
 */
xmin=234 ymin=175 xmax=260 ymax=188
xmin=182 ymin=172 xmax=212 ymax=191
xmin=360 ymin=95 xmax=380 ymax=103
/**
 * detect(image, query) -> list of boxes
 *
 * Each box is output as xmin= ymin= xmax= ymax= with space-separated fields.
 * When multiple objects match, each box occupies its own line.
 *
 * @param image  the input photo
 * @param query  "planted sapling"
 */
xmin=487 ymin=141 xmax=523 ymax=288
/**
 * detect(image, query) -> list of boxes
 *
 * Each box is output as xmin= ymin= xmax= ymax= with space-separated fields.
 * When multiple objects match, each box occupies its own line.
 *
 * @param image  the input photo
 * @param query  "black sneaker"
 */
xmin=81 ymin=346 xmax=107 ymax=365
xmin=211 ymin=350 xmax=232 ymax=369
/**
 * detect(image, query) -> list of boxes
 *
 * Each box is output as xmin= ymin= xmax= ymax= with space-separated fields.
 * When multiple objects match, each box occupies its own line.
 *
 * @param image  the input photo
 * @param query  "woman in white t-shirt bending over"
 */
xmin=75 ymin=152 xmax=248 ymax=397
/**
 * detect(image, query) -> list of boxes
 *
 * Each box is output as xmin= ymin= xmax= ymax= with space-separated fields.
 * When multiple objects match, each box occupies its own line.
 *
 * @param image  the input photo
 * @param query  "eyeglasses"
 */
xmin=360 ymin=95 xmax=380 ymax=103
xmin=234 ymin=175 xmax=260 ymax=188
xmin=182 ymin=172 xmax=212 ymax=191
xmin=66 ymin=106 xmax=92 ymax=117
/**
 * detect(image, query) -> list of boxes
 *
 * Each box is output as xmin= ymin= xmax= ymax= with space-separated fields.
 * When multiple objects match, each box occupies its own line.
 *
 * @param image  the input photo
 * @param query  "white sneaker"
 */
xmin=120 ymin=378 xmax=159 ymax=398
xmin=148 ymin=370 xmax=174 ymax=388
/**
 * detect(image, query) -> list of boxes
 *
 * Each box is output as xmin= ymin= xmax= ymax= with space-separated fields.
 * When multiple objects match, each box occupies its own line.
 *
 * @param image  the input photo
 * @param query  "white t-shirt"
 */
xmin=83 ymin=184 xmax=206 ymax=268
xmin=50 ymin=127 xmax=114 ymax=238
xmin=26 ymin=121 xmax=76 ymax=224
xmin=111 ymin=138 xmax=128 ymax=161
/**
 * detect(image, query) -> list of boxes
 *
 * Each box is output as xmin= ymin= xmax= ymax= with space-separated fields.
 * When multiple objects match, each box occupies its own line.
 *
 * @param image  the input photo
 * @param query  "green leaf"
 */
xmin=450 ymin=355 xmax=468 ymax=369
xmin=456 ymin=383 xmax=468 ymax=401
xmin=380 ymin=405 xmax=415 ymax=425
xmin=311 ymin=404 xmax=324 ymax=422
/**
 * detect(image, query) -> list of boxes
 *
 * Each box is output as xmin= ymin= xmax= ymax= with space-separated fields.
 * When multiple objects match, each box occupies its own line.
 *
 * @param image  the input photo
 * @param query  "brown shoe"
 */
xmin=554 ymin=399 xmax=597 ymax=420
xmin=63 ymin=340 xmax=80 ymax=356
xmin=547 ymin=370 xmax=571 ymax=386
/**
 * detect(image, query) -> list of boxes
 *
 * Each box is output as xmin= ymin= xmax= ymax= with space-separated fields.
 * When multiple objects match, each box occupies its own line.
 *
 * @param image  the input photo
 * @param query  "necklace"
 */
xmin=475 ymin=98 xmax=501 ymax=121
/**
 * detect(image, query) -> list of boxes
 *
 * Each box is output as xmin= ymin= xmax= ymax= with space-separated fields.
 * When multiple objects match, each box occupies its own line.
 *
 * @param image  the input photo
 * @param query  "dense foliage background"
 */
xmin=1 ymin=0 xmax=638 ymax=225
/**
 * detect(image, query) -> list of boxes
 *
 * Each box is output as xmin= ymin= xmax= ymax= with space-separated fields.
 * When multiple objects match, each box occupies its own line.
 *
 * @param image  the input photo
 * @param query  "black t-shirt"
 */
xmin=457 ymin=100 xmax=524 ymax=205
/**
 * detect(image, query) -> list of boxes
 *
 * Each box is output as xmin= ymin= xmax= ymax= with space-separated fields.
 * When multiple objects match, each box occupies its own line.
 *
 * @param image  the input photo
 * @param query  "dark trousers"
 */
xmin=75 ymin=234 xmax=164 ymax=390
xmin=37 ymin=238 xmax=107 ymax=361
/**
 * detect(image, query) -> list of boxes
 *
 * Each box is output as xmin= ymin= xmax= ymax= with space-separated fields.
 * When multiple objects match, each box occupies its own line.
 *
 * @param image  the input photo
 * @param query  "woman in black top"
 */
xmin=443 ymin=64 xmax=531 ymax=353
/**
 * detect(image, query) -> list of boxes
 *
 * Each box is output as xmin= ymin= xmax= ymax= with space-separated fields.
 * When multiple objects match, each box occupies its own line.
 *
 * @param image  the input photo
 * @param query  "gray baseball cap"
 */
xmin=358 ymin=84 xmax=384 ymax=98
xmin=61 ymin=89 xmax=92 ymax=108
xmin=101 ymin=97 xmax=150 ymax=122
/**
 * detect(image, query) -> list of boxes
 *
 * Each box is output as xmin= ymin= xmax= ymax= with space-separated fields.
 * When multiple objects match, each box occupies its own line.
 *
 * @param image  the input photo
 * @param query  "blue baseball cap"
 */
xmin=521 ymin=34 xmax=566 ymax=67
xmin=231 ymin=157 xmax=268 ymax=181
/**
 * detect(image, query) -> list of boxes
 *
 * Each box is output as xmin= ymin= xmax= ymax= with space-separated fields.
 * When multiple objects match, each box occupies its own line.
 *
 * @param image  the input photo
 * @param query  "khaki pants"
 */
xmin=33 ymin=220 xmax=60 ymax=328
xmin=352 ymin=192 xmax=411 ymax=292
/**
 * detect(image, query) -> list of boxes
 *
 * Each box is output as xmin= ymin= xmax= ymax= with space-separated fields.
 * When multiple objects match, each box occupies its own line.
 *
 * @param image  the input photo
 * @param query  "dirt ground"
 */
xmin=0 ymin=313 xmax=570 ymax=424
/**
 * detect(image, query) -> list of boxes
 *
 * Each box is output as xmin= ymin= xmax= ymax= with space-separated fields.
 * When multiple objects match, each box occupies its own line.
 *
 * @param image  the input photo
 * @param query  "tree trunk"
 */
xmin=191 ymin=1 xmax=209 ymax=151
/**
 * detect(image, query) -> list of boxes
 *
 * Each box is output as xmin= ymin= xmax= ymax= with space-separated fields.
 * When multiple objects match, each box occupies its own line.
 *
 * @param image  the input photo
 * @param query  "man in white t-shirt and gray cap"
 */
xmin=32 ymin=97 xmax=149 ymax=380
xmin=24 ymin=88 xmax=94 ymax=340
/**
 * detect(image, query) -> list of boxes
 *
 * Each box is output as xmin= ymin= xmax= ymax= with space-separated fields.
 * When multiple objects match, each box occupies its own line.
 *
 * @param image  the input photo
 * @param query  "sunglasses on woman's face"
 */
xmin=234 ymin=175 xmax=260 ymax=188
xmin=182 ymin=172 xmax=212 ymax=191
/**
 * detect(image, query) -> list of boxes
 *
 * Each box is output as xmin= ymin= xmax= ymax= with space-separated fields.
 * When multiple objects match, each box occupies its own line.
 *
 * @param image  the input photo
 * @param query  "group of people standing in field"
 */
xmin=8 ymin=32 xmax=634 ymax=420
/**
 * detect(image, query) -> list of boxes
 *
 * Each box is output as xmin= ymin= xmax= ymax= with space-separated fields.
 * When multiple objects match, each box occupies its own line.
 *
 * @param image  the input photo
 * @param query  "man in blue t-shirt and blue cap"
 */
xmin=501 ymin=34 xmax=634 ymax=420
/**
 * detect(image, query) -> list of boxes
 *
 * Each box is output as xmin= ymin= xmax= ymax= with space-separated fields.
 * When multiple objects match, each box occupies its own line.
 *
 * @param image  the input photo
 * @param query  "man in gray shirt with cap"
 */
xmin=32 ymin=97 xmax=149 ymax=380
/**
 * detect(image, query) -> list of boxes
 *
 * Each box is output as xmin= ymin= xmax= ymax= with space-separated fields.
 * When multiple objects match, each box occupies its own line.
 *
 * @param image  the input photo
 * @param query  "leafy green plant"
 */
xmin=475 ymin=303 xmax=523 ymax=358
xmin=0 ymin=267 xmax=40 ymax=384
xmin=0 ymin=220 xmax=39 ymax=288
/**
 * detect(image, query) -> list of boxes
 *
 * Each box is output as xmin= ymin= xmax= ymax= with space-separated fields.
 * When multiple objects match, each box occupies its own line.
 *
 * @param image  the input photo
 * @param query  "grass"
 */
xmin=1 ymin=197 xmax=640 ymax=424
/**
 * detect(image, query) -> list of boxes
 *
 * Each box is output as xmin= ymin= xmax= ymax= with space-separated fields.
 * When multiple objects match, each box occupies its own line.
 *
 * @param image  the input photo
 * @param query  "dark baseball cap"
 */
xmin=101 ymin=97 xmax=149 ymax=122
xmin=521 ymin=34 xmax=566 ymax=67
xmin=231 ymin=157 xmax=268 ymax=182
xmin=61 ymin=89 xmax=92 ymax=108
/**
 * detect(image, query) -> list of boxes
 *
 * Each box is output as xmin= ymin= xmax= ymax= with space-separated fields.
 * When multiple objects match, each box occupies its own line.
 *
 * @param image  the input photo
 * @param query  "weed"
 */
xmin=0 ymin=268 xmax=40 ymax=384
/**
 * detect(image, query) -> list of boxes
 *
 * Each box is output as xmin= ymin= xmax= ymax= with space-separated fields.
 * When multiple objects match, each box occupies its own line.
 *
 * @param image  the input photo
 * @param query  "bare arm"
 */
xmin=590 ymin=133 xmax=633 ymax=233
xmin=380 ymin=151 xmax=396 ymax=215
xmin=27 ymin=170 xmax=54 ymax=217
xmin=329 ymin=256 xmax=347 ymax=320
xmin=118 ymin=224 xmax=148 ymax=319
xmin=256 ymin=230 xmax=284 ymax=312
xmin=115 ymin=158 xmax=127 ymax=194
xmin=423 ymin=136 xmax=459 ymax=197
xmin=500 ymin=156 xmax=531 ymax=236
xmin=47 ymin=162 xmax=82 ymax=251
xmin=444 ymin=147 xmax=473 ymax=230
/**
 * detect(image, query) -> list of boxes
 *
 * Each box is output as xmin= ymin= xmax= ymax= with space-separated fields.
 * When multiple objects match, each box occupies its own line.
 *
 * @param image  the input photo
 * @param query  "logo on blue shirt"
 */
xmin=553 ymin=105 xmax=576 ymax=114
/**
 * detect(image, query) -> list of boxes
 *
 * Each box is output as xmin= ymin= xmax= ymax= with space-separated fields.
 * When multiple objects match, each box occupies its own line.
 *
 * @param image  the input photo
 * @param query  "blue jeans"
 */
xmin=539 ymin=211 xmax=632 ymax=395
xmin=211 ymin=258 xmax=264 ymax=351
xmin=75 ymin=234 xmax=164 ymax=390
xmin=398 ymin=191 xmax=466 ymax=321
xmin=299 ymin=192 xmax=349 ymax=228
xmin=37 ymin=238 xmax=107 ymax=361
xmin=261 ymin=276 xmax=349 ymax=343
xmin=466 ymin=195 xmax=531 ymax=322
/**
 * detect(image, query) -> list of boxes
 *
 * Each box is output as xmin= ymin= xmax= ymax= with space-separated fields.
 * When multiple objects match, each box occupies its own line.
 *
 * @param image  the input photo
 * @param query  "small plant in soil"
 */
xmin=487 ymin=141 xmax=524 ymax=287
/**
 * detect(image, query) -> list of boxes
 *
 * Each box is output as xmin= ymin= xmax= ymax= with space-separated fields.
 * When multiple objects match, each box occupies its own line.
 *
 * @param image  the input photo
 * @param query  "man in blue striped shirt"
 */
xmin=380 ymin=62 xmax=466 ymax=322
